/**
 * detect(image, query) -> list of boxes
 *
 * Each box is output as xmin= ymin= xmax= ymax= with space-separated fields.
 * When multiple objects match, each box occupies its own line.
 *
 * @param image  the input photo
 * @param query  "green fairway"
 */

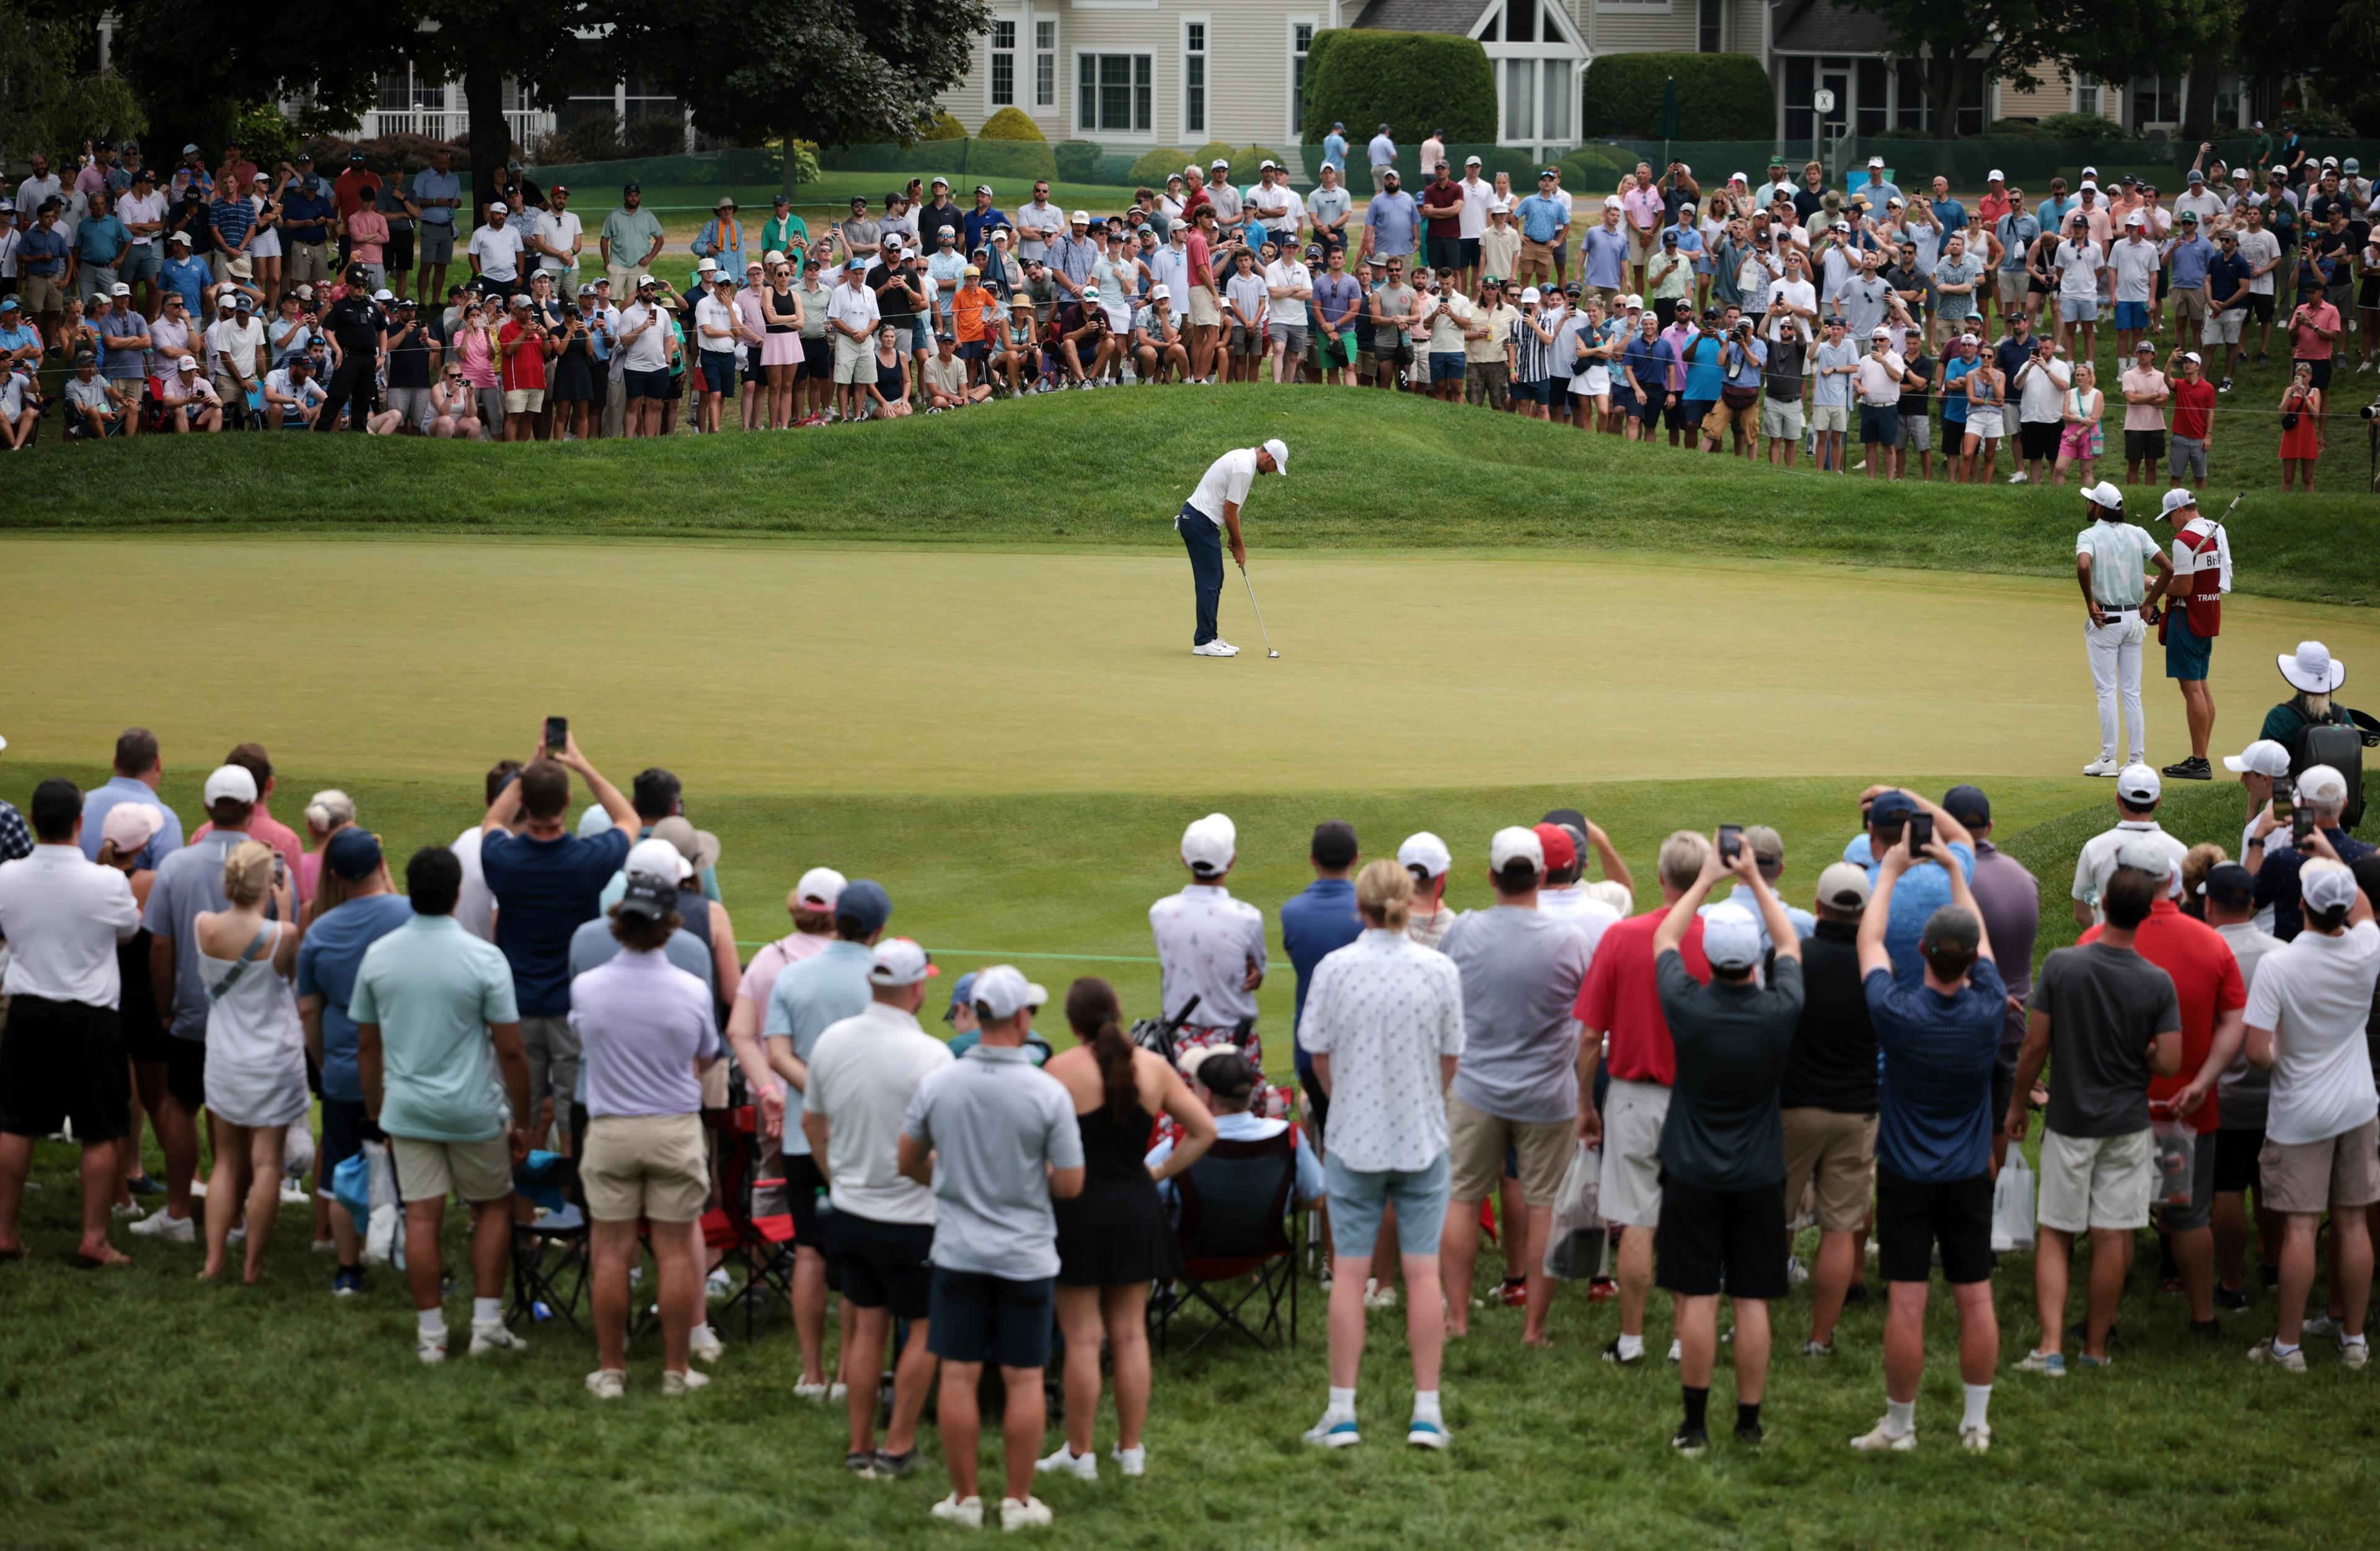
xmin=9 ymin=390 xmax=2378 ymax=609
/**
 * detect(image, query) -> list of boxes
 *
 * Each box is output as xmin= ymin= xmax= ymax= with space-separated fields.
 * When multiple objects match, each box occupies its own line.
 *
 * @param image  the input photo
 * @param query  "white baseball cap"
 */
xmin=2117 ymin=763 xmax=2162 ymax=805
xmin=695 ymin=257 xmax=718 ymax=273
xmin=1986 ymin=167 xmax=2005 ymax=181
xmin=1702 ymin=902 xmax=1763 ymax=970
xmin=868 ymin=938 xmax=938 ymax=986
xmin=2222 ymin=739 xmax=2292 ymax=777
xmin=1815 ymin=862 xmax=1872 ymax=913
xmin=174 ymin=354 xmax=197 ymax=369
xmin=1489 ymin=825 xmax=1544 ymax=873
xmin=1398 ymin=831 xmax=1452 ymax=879
xmin=2088 ymin=480 xmax=2125 ymax=511
xmin=2159 ymin=488 xmax=2199 ymax=519
xmin=2303 ymin=859 xmax=2360 ymax=915
xmin=2299 ymin=763 xmax=2351 ymax=804
xmin=1150 ymin=283 xmax=1171 ymax=300
xmin=1070 ymin=209 xmax=1090 ymax=224
xmin=2280 ymin=641 xmax=2345 ymax=694
xmin=2115 ymin=835 xmax=2178 ymax=877
xmin=1602 ymin=195 xmax=1623 ymax=210
xmin=1261 ymin=437 xmax=1288 ymax=474
xmin=1520 ymin=286 xmax=1541 ymax=302
xmin=795 ymin=866 xmax=847 ymax=912
xmin=202 ymin=764 xmax=259 ymax=806
xmin=1867 ymin=156 xmax=1885 ymax=169
xmin=625 ymin=837 xmax=691 ymax=883
xmin=969 ymin=964 xmax=1047 ymax=1019
xmin=1182 ymin=812 xmax=1236 ymax=876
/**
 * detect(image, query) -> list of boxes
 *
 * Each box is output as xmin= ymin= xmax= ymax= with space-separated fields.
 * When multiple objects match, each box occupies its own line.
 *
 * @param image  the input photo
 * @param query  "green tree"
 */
xmin=0 ymin=0 xmax=146 ymax=164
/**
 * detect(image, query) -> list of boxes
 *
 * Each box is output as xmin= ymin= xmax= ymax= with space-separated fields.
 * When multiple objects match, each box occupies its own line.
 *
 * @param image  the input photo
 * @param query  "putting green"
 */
xmin=7 ymin=535 xmax=2379 ymax=794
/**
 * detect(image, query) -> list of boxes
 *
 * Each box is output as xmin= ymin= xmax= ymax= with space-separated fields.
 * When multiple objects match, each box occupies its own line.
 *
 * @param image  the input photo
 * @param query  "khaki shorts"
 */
xmin=391 ymin=1133 xmax=513 ymax=1205
xmin=1187 ymin=287 xmax=1222 ymax=328
xmin=2171 ymin=289 xmax=2207 ymax=329
xmin=503 ymin=387 xmax=545 ymax=414
xmin=1712 ymin=396 xmax=1761 ymax=440
xmin=1995 ymin=270 xmax=2028 ymax=306
xmin=2037 ymin=1127 xmax=2153 ymax=1233
xmin=1519 ymin=239 xmax=1554 ymax=278
xmin=1811 ymin=403 xmax=1851 ymax=432
xmin=286 ymin=242 xmax=332 ymax=288
xmin=20 ymin=273 xmax=64 ymax=315
xmin=1760 ymin=397 xmax=1804 ymax=440
xmin=2259 ymin=1116 xmax=2380 ymax=1215
xmin=832 ymin=332 xmax=873 ymax=384
xmin=581 ymin=1111 xmax=710 ymax=1223
xmin=1598 ymin=1078 xmax=1671 ymax=1227
xmin=1446 ymin=1092 xmax=1574 ymax=1206
xmin=1782 ymin=1108 xmax=1878 ymax=1232
xmin=1627 ymin=226 xmax=1658 ymax=266
xmin=606 ymin=261 xmax=649 ymax=296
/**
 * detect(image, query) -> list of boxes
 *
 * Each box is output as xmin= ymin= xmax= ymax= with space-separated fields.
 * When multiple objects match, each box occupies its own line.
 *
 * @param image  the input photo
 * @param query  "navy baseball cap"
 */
xmin=1941 ymin=784 xmax=1991 ymax=828
xmin=943 ymin=970 xmax=980 ymax=1023
xmin=835 ymin=879 xmax=892 ymax=937
xmin=324 ymin=827 xmax=383 ymax=881
xmin=2203 ymin=862 xmax=2256 ymax=905
xmin=1870 ymin=791 xmax=1919 ymax=824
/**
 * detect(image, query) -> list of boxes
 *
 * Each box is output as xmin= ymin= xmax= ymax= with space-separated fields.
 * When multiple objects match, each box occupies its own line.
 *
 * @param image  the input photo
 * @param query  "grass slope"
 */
xmin=10 ymin=387 xmax=2378 ymax=607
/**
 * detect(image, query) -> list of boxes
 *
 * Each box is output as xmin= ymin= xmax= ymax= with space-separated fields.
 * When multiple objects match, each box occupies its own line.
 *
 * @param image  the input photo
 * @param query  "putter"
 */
xmin=1238 ymin=563 xmax=1280 ymax=657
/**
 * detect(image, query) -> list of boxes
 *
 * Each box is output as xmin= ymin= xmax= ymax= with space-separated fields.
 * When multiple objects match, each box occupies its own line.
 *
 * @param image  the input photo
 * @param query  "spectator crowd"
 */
xmin=4 ymin=653 xmax=2378 ymax=1517
xmin=5 ymin=137 xmax=2372 ymax=483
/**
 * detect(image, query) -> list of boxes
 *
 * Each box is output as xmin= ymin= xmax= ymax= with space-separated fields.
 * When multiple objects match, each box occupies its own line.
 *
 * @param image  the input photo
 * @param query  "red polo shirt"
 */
xmin=1575 ymin=908 xmax=1710 ymax=1088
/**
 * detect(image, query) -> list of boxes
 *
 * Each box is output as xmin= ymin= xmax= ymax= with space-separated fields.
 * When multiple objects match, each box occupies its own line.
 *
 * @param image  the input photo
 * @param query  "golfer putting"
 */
xmin=1176 ymin=438 xmax=1287 ymax=657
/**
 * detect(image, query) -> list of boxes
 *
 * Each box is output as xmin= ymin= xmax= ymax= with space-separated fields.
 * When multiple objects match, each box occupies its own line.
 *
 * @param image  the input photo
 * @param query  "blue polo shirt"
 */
xmin=1679 ymin=332 xmax=1725 ymax=400
xmin=478 ymin=824 xmax=633 ymax=1017
xmin=78 ymin=775 xmax=185 ymax=868
xmin=17 ymin=225 xmax=68 ymax=276
xmin=1366 ymin=192 xmax=1419 ymax=257
xmin=1280 ymin=876 xmax=1362 ymax=1075
xmin=280 ymin=190 xmax=335 ymax=245
xmin=159 ymin=254 xmax=209 ymax=313
xmin=1940 ymin=354 xmax=1975 ymax=424
xmin=1866 ymin=957 xmax=2006 ymax=1181
xmin=2166 ymin=233 xmax=2215 ymax=291
xmin=295 ymin=893 xmax=415 ymax=1102
xmin=1580 ymin=225 xmax=1629 ymax=288
xmin=1934 ymin=197 xmax=1967 ymax=235
xmin=208 ymin=196 xmax=253 ymax=252
xmin=962 ymin=206 xmax=1009 ymax=257
xmin=1515 ymin=194 xmax=1566 ymax=244
xmin=2205 ymin=250 xmax=2250 ymax=304
xmin=409 ymin=168 xmax=462 ymax=227
xmin=96 ymin=310 xmax=146 ymax=379
xmin=0 ymin=321 xmax=39 ymax=359
xmin=76 ymin=214 xmax=130 ymax=266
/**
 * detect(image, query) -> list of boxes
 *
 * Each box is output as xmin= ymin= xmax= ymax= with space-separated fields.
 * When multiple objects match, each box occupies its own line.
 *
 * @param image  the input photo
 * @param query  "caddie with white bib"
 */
xmin=2149 ymin=487 xmax=2233 ymax=781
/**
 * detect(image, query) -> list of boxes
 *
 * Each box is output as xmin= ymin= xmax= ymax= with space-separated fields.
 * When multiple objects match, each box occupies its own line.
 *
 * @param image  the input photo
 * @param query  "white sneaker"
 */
xmin=706 ymin=1268 xmax=732 ymax=1301
xmin=417 ymin=1329 xmax=449 ymax=1364
xmin=930 ymin=1495 xmax=984 ymax=1528
xmin=2082 ymin=757 xmax=2119 ymax=777
xmin=112 ymin=1202 xmax=139 ymax=1219
xmin=469 ymin=1321 xmax=527 ymax=1356
xmin=311 ymin=1237 xmax=337 ymax=1254
xmin=1191 ymin=641 xmax=1240 ymax=657
xmin=2345 ymin=1340 xmax=2371 ymax=1370
xmin=1110 ymin=1444 xmax=1146 ymax=1477
xmin=1036 ymin=1444 xmax=1097 ymax=1482
xmin=586 ymin=1367 xmax=627 ymax=1399
xmin=1959 ymin=1423 xmax=1992 ymax=1454
xmin=1667 ymin=1339 xmax=1682 ymax=1363
xmin=1849 ymin=1421 xmax=1917 ymax=1452
xmin=661 ymin=1368 xmax=710 ymax=1396
xmin=2249 ymin=1340 xmax=2307 ymax=1372
xmin=1362 ymin=1278 xmax=1398 ymax=1310
xmin=1000 ymin=1496 xmax=1053 ymax=1532
xmin=1303 ymin=1410 xmax=1362 ymax=1448
xmin=689 ymin=1324 xmax=725 ymax=1364
xmin=226 ymin=1227 xmax=246 ymax=1247
xmin=795 ymin=1381 xmax=833 ymax=1403
xmin=2008 ymin=471 xmax=2029 ymax=484
xmin=130 ymin=1210 xmax=193 ymax=1242
xmin=830 ymin=1382 xmax=848 ymax=1402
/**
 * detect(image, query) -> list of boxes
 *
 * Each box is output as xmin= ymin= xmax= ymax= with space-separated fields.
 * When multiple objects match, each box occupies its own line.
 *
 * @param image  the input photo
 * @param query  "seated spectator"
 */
xmin=156 ymin=356 xmax=223 ymax=433
xmin=1147 ymin=1049 xmax=1323 ymax=1209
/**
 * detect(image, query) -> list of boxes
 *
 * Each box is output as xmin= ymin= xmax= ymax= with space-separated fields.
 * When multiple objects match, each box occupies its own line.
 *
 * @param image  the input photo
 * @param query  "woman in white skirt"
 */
xmin=195 ymin=840 xmax=308 ymax=1283
xmin=1960 ymin=353 xmax=2007 ymax=485
xmin=244 ymin=175 xmax=284 ymax=306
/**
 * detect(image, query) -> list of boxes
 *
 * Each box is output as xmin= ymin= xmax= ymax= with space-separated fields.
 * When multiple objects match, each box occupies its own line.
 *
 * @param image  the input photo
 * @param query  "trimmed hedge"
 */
xmin=1054 ymin=140 xmax=1101 ymax=180
xmin=979 ymin=107 xmax=1047 ymax=142
xmin=1299 ymin=30 xmax=1494 ymax=147
xmin=965 ymin=138 xmax=1056 ymax=183
xmin=1559 ymin=144 xmax=1631 ymax=192
xmin=1129 ymin=146 xmax=1195 ymax=185
xmin=2035 ymin=112 xmax=2127 ymax=139
xmin=1580 ymin=53 xmax=1773 ymax=141
xmin=921 ymin=111 xmax=966 ymax=141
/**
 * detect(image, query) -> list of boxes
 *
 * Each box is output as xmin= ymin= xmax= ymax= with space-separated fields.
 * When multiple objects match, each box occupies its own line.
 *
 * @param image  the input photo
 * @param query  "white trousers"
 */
xmin=2086 ymin=614 xmax=2146 ymax=760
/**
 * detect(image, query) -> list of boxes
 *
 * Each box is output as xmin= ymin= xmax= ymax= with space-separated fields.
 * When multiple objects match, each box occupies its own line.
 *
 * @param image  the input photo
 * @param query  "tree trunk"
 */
xmin=2181 ymin=49 xmax=2220 ymax=141
xmin=1928 ymin=56 xmax=1965 ymax=141
xmin=464 ymin=60 xmax=508 ymax=223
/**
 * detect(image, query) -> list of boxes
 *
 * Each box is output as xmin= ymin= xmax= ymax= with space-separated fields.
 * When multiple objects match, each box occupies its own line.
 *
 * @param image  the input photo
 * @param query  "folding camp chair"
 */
xmin=509 ymin=1151 xmax=594 ymax=1335
xmin=1154 ymin=1131 xmax=1300 ymax=1355
xmin=705 ymin=1104 xmax=798 ymax=1340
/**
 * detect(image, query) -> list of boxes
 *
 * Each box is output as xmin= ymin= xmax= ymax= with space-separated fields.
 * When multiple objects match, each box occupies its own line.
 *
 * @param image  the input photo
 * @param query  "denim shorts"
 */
xmin=2113 ymin=300 xmax=2149 ymax=330
xmin=1324 ymin=1149 xmax=1451 ymax=1259
xmin=1429 ymin=350 xmax=1466 ymax=384
xmin=2059 ymin=296 xmax=2100 ymax=322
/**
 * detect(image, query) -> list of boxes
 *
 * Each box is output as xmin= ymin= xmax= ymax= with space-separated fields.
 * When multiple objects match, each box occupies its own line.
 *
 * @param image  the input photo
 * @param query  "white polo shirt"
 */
xmin=803 ymin=999 xmax=953 ymax=1224
xmin=1150 ymin=882 xmax=1267 ymax=1026
xmin=1458 ymin=177 xmax=1493 ymax=239
xmin=2070 ymin=819 xmax=2190 ymax=915
xmin=1184 ymin=446 xmax=1259 ymax=526
xmin=0 ymin=845 xmax=141 ymax=1007
xmin=2248 ymin=920 xmax=2380 ymax=1146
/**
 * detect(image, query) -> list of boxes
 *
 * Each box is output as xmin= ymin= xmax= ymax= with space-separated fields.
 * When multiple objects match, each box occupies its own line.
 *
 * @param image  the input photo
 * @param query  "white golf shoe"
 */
xmin=1192 ymin=640 xmax=1240 ymax=657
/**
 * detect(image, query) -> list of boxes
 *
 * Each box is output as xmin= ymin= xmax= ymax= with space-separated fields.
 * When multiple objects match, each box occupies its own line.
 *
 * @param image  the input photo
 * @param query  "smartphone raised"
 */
xmin=2293 ymin=806 xmax=2316 ymax=846
xmin=543 ymin=716 xmax=568 ymax=755
xmin=1906 ymin=812 xmax=1934 ymax=856
xmin=1718 ymin=824 xmax=1743 ymax=865
xmin=2274 ymin=788 xmax=2296 ymax=828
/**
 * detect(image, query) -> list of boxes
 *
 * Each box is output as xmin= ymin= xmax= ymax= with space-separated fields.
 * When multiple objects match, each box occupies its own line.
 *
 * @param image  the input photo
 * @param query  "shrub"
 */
xmin=1987 ymin=117 xmax=2050 ymax=139
xmin=979 ymin=107 xmax=1047 ymax=142
xmin=1054 ymin=140 xmax=1101 ymax=181
xmin=304 ymin=131 xmax=464 ymax=175
xmin=2281 ymin=102 xmax=2356 ymax=138
xmin=1192 ymin=140 xmax=1239 ymax=170
xmin=1559 ymin=144 xmax=1630 ymax=192
xmin=1091 ymin=152 xmax=1141 ymax=186
xmin=2035 ymin=112 xmax=2128 ymax=139
xmin=1299 ymin=30 xmax=1494 ymax=146
xmin=965 ymin=135 xmax=1057 ymax=183
xmin=1128 ymin=146 xmax=1194 ymax=184
xmin=1580 ymin=53 xmax=1773 ymax=141
xmin=228 ymin=102 xmax=299 ymax=170
xmin=920 ymin=110 xmax=966 ymax=141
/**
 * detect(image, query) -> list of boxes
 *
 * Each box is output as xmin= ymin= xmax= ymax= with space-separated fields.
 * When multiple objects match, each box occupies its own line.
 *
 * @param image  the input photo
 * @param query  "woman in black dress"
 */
xmin=549 ymin=307 xmax=594 ymax=439
xmin=1039 ymin=978 xmax=1215 ymax=1480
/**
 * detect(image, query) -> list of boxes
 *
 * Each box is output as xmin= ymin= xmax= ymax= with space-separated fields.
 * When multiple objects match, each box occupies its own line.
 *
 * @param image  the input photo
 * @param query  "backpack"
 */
xmin=2288 ymin=706 xmax=2375 ymax=832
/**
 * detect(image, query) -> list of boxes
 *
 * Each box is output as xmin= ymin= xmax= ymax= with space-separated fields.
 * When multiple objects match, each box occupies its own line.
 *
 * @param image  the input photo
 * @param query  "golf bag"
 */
xmin=1129 ymin=994 xmax=1203 ymax=1068
xmin=2289 ymin=710 xmax=2380 ymax=832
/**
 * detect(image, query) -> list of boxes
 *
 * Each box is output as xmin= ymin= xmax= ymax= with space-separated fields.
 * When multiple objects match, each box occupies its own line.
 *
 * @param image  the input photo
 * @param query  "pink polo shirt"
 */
xmin=1622 ymin=184 xmax=1665 ymax=235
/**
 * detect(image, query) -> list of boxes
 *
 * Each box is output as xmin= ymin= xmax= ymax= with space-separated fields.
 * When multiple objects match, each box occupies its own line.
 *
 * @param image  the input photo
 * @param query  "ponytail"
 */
xmin=1065 ymin=977 xmax=1137 ymax=1123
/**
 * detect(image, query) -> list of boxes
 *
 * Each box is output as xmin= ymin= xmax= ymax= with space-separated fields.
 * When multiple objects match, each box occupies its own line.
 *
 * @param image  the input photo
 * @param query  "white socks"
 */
xmin=1961 ymin=1383 xmax=1992 ymax=1431
xmin=417 ymin=1307 xmax=446 ymax=1338
xmin=1615 ymin=1333 xmax=1646 ymax=1361
xmin=473 ymin=1297 xmax=503 ymax=1325
xmin=1325 ymin=1386 xmax=1356 ymax=1418
xmin=1884 ymin=1399 xmax=1916 ymax=1438
xmin=1413 ymin=1390 xmax=1442 ymax=1425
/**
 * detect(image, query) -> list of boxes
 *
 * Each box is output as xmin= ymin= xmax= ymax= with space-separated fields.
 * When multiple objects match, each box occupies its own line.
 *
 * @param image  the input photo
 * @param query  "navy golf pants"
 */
xmin=1178 ymin=503 xmax=1223 ymax=646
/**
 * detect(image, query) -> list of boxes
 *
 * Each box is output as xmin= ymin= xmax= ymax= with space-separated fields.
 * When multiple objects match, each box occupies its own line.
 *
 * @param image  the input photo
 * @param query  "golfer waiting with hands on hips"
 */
xmin=1178 ymin=438 xmax=1287 ymax=657
xmin=2074 ymin=481 xmax=2174 ymax=778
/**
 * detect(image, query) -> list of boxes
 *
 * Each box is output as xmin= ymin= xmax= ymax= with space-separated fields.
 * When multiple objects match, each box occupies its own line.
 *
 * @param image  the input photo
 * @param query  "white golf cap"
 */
xmin=625 ymin=837 xmax=691 ymax=884
xmin=1815 ymin=862 xmax=1873 ymax=913
xmin=202 ymin=764 xmax=259 ymax=806
xmin=1623 ymin=294 xmax=1643 ymax=309
xmin=372 ymin=288 xmax=394 ymax=302
xmin=1520 ymin=286 xmax=1541 ymax=302
xmin=1082 ymin=284 xmax=1101 ymax=300
xmin=1602 ymin=195 xmax=1623 ymax=210
xmin=1702 ymin=903 xmax=1763 ymax=970
xmin=175 ymin=354 xmax=197 ymax=369
xmin=868 ymin=938 xmax=938 ymax=987
xmin=1261 ymin=437 xmax=1288 ymax=473
xmin=1465 ymin=154 xmax=1483 ymax=166
xmin=795 ymin=866 xmax=847 ymax=912
xmin=1070 ymin=209 xmax=1090 ymax=224
xmin=2079 ymin=180 xmax=2099 ymax=192
xmin=1260 ymin=159 xmax=1279 ymax=170
xmin=1398 ymin=831 xmax=1453 ymax=879
xmin=1489 ymin=198 xmax=1510 ymax=213
xmin=1871 ymin=326 xmax=1892 ymax=339
xmin=1150 ymin=283 xmax=1171 ymax=300
xmin=2089 ymin=480 xmax=2125 ymax=511
xmin=2159 ymin=488 xmax=2198 ymax=519
xmin=2222 ymin=739 xmax=2293 ymax=777
xmin=2299 ymin=763 xmax=2351 ymax=804
xmin=2280 ymin=641 xmax=2345 ymax=694
xmin=2303 ymin=859 xmax=2360 ymax=915
xmin=578 ymin=804 xmax=616 ymax=838
xmin=1489 ymin=825 xmax=1544 ymax=873
xmin=2115 ymin=835 xmax=2177 ymax=877
xmin=969 ymin=963 xmax=1047 ymax=1018
xmin=2081 ymin=164 xmax=2099 ymax=176
xmin=1183 ymin=812 xmax=1237 ymax=875
xmin=2125 ymin=212 xmax=2146 ymax=226
xmin=1867 ymin=156 xmax=1885 ymax=168
xmin=1987 ymin=167 xmax=2005 ymax=181
xmin=2117 ymin=763 xmax=2162 ymax=804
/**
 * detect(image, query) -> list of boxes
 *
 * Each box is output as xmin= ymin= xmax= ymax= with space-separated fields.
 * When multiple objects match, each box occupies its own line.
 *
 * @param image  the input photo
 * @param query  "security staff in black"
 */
xmin=317 ymin=268 xmax=384 ymax=432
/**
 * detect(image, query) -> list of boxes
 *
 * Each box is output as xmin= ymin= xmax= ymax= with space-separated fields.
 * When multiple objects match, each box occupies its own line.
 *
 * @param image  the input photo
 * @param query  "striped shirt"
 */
xmin=1510 ymin=314 xmax=1555 ymax=382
